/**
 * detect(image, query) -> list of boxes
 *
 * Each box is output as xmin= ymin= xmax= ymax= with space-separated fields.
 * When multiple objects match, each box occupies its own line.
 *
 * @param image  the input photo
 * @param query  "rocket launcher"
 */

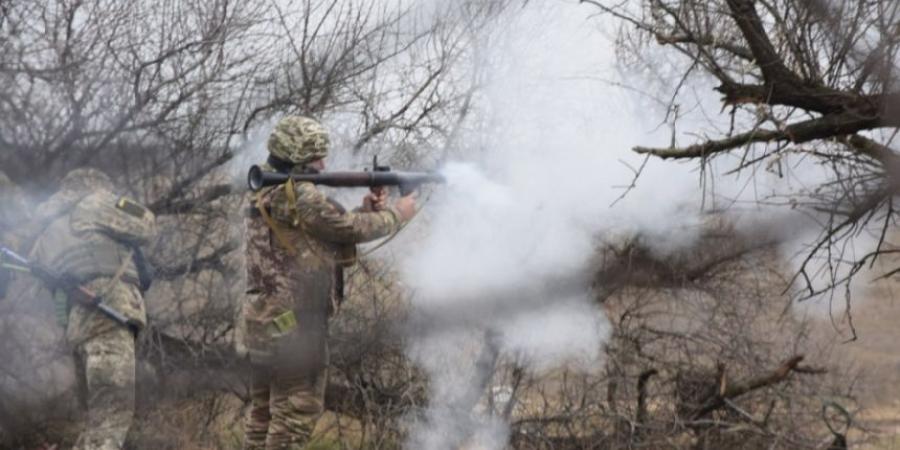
xmin=248 ymin=156 xmax=444 ymax=195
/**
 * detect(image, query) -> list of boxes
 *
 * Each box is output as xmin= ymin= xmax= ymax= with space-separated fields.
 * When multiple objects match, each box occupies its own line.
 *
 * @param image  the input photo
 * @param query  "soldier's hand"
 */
xmin=362 ymin=186 xmax=388 ymax=212
xmin=393 ymin=193 xmax=417 ymax=221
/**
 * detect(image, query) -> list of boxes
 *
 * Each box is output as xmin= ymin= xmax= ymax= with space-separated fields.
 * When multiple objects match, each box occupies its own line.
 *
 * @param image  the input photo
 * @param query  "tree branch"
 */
xmin=152 ymin=184 xmax=234 ymax=216
xmin=690 ymin=355 xmax=808 ymax=420
xmin=634 ymin=112 xmax=879 ymax=159
xmin=725 ymin=0 xmax=800 ymax=85
xmin=152 ymin=239 xmax=240 ymax=279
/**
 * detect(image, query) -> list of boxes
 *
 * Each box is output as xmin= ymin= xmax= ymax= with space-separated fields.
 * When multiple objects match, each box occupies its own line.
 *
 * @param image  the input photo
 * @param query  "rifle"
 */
xmin=248 ymin=156 xmax=445 ymax=195
xmin=0 ymin=246 xmax=141 ymax=335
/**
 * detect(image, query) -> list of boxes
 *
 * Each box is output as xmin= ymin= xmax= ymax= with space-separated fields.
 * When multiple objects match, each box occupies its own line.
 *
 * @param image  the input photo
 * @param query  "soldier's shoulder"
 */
xmin=33 ymin=189 xmax=82 ymax=229
xmin=77 ymin=190 xmax=154 ymax=218
xmin=290 ymin=181 xmax=328 ymax=205
xmin=265 ymin=182 xmax=331 ymax=213
xmin=74 ymin=189 xmax=118 ymax=212
xmin=293 ymin=180 xmax=319 ymax=194
xmin=72 ymin=190 xmax=157 ymax=244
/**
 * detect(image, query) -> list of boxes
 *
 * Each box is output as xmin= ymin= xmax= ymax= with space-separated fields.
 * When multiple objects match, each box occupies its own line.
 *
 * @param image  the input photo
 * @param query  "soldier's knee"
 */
xmin=85 ymin=352 xmax=134 ymax=392
xmin=80 ymin=330 xmax=136 ymax=411
xmin=269 ymin=384 xmax=323 ymax=418
xmin=266 ymin=392 xmax=320 ymax=446
xmin=286 ymin=393 xmax=324 ymax=416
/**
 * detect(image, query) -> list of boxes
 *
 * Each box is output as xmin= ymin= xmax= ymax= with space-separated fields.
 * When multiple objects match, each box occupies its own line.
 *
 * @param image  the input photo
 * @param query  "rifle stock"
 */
xmin=0 ymin=246 xmax=141 ymax=334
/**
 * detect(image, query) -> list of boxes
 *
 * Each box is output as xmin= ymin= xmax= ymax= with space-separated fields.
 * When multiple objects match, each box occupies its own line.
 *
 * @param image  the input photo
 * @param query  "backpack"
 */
xmin=70 ymin=190 xmax=157 ymax=290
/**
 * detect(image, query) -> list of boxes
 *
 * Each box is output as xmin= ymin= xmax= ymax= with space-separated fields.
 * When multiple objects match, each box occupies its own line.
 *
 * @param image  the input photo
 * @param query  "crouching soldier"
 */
xmin=29 ymin=168 xmax=156 ymax=450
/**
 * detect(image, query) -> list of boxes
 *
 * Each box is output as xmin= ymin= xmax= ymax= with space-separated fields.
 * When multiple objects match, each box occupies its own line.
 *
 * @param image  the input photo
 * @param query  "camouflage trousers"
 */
xmin=243 ymin=311 xmax=330 ymax=450
xmin=72 ymin=326 xmax=136 ymax=450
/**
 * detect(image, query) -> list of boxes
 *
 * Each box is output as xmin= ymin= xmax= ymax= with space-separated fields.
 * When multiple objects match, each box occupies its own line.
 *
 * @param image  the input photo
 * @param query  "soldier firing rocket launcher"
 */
xmin=248 ymin=156 xmax=445 ymax=195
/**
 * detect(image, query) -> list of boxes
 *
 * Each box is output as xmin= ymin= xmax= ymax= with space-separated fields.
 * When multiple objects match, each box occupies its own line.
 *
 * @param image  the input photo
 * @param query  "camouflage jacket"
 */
xmin=30 ymin=189 xmax=155 ymax=342
xmin=243 ymin=181 xmax=402 ymax=338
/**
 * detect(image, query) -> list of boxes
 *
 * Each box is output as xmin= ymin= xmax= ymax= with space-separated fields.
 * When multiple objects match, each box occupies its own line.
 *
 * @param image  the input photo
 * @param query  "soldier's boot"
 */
xmin=72 ymin=327 xmax=135 ymax=450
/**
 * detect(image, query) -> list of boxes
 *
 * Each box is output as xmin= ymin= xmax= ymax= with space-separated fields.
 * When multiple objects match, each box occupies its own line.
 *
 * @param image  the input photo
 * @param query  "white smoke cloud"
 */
xmin=396 ymin=2 xmax=698 ymax=449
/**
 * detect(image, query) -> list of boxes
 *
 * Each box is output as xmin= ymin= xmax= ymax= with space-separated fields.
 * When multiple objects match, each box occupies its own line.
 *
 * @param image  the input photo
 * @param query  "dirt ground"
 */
xmin=825 ymin=269 xmax=900 ymax=449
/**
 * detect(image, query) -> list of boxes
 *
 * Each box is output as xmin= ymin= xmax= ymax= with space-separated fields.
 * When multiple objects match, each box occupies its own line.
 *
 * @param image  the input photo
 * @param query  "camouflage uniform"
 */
xmin=242 ymin=116 xmax=404 ymax=450
xmin=29 ymin=169 xmax=155 ymax=450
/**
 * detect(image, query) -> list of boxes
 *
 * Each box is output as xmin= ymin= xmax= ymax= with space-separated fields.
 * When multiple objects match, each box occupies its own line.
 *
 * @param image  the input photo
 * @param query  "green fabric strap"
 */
xmin=53 ymin=289 xmax=69 ymax=327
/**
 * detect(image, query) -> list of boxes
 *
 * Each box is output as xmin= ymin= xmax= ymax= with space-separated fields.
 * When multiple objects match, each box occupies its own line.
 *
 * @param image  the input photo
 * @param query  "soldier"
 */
xmin=242 ymin=116 xmax=416 ymax=449
xmin=29 ymin=168 xmax=156 ymax=450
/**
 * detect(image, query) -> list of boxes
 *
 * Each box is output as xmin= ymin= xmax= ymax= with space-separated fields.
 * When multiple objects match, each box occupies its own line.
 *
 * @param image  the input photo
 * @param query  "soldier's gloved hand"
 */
xmin=362 ymin=186 xmax=388 ymax=212
xmin=393 ymin=193 xmax=417 ymax=222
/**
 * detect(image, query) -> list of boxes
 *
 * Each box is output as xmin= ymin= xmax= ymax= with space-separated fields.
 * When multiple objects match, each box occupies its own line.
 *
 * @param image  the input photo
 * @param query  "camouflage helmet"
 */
xmin=60 ymin=168 xmax=115 ymax=195
xmin=59 ymin=167 xmax=113 ymax=191
xmin=267 ymin=116 xmax=330 ymax=165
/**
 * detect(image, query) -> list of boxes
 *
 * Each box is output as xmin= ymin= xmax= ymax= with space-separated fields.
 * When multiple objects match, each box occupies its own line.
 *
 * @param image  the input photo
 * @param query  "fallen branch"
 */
xmin=690 ymin=355 xmax=810 ymax=420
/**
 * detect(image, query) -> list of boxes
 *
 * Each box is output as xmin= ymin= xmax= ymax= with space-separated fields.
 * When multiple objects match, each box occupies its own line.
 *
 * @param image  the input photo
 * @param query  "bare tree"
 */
xmin=583 ymin=0 xmax=900 ymax=327
xmin=0 ymin=0 xmax=502 ymax=447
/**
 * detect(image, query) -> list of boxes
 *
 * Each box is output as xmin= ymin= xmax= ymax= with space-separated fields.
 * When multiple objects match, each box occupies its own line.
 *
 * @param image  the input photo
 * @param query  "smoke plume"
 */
xmin=396 ymin=3 xmax=701 ymax=448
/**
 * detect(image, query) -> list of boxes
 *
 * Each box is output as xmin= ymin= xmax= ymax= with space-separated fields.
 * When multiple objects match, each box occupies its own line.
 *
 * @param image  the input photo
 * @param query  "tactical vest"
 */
xmin=244 ymin=186 xmax=353 ymax=306
xmin=244 ymin=188 xmax=281 ymax=295
xmin=36 ymin=190 xmax=156 ymax=285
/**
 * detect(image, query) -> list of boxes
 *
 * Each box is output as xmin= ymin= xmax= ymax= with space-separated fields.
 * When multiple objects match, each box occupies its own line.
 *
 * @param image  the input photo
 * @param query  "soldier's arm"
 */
xmin=274 ymin=183 xmax=403 ymax=244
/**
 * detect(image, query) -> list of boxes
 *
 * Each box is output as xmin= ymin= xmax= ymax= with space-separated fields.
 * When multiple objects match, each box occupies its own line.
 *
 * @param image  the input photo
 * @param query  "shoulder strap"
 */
xmin=255 ymin=187 xmax=299 ymax=257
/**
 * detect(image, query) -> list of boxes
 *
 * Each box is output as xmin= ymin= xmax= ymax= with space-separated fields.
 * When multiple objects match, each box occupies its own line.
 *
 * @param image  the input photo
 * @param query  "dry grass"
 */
xmin=810 ymin=252 xmax=900 ymax=448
